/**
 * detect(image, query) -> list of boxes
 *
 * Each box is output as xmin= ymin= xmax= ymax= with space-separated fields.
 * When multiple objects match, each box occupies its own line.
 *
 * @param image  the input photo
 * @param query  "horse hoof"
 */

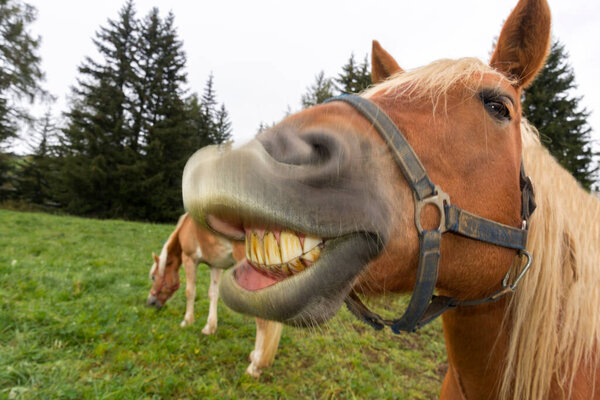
xmin=246 ymin=363 xmax=262 ymax=378
xmin=202 ymin=324 xmax=216 ymax=335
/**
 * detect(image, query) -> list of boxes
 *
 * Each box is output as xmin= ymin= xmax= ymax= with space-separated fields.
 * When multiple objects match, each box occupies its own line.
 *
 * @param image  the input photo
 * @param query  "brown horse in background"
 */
xmin=181 ymin=0 xmax=600 ymax=398
xmin=147 ymin=213 xmax=282 ymax=377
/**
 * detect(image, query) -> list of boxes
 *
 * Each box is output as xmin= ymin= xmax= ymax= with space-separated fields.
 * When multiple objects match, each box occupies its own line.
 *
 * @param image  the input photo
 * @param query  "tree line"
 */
xmin=0 ymin=0 xmax=597 ymax=223
xmin=1 ymin=1 xmax=231 ymax=221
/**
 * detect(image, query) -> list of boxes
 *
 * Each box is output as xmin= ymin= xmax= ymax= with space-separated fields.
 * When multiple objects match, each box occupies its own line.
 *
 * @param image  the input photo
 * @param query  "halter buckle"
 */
xmin=414 ymin=185 xmax=450 ymax=235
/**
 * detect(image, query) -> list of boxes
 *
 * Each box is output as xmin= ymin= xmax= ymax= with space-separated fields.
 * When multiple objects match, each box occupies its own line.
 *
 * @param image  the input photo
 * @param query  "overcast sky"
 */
xmin=21 ymin=0 xmax=600 ymax=150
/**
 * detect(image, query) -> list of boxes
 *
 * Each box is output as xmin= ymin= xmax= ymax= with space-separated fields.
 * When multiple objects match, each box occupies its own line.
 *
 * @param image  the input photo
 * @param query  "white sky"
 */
xmin=19 ymin=0 xmax=600 ymax=150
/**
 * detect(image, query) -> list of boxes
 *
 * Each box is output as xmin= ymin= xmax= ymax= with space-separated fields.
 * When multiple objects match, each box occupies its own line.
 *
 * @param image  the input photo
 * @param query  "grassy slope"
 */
xmin=0 ymin=210 xmax=446 ymax=399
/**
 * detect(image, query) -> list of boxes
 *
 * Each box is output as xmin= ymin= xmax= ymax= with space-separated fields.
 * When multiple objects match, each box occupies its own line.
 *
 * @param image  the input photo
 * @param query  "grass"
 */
xmin=0 ymin=209 xmax=447 ymax=399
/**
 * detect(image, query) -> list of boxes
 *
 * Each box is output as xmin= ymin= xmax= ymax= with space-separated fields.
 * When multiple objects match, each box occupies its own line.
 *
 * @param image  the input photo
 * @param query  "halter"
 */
xmin=323 ymin=94 xmax=536 ymax=333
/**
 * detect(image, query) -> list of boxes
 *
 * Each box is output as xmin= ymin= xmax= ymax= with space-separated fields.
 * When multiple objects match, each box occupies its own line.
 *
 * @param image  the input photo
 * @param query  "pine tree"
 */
xmin=336 ymin=53 xmax=371 ymax=94
xmin=195 ymin=74 xmax=231 ymax=145
xmin=0 ymin=0 xmax=45 ymax=194
xmin=57 ymin=1 xmax=139 ymax=217
xmin=138 ymin=9 xmax=195 ymax=221
xmin=301 ymin=71 xmax=335 ymax=108
xmin=14 ymin=110 xmax=58 ymax=205
xmin=54 ymin=2 xmax=231 ymax=220
xmin=522 ymin=40 xmax=598 ymax=190
xmin=212 ymin=104 xmax=232 ymax=144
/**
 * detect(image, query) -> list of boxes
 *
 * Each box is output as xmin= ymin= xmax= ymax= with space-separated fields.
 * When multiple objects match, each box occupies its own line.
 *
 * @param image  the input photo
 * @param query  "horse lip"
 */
xmin=146 ymin=294 xmax=163 ymax=309
xmin=219 ymin=232 xmax=383 ymax=326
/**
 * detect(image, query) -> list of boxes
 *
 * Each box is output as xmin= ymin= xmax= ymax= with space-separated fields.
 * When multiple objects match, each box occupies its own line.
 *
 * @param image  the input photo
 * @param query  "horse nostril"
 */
xmin=258 ymin=129 xmax=340 ymax=167
xmin=147 ymin=295 xmax=162 ymax=308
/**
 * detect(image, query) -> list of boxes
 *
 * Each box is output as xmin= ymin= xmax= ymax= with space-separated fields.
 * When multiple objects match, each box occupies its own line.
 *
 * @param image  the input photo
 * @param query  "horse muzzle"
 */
xmin=146 ymin=293 xmax=163 ymax=309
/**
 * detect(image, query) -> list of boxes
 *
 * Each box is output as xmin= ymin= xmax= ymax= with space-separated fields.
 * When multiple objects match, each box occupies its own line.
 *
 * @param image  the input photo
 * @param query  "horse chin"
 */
xmin=219 ymin=232 xmax=382 ymax=327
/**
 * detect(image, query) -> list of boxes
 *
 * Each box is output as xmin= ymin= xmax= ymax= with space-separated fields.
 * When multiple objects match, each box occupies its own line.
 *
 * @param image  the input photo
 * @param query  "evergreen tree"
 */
xmin=522 ymin=40 xmax=597 ymax=190
xmin=184 ymin=94 xmax=212 ymax=149
xmin=196 ymin=74 xmax=231 ymax=145
xmin=301 ymin=71 xmax=335 ymax=108
xmin=14 ymin=110 xmax=58 ymax=205
xmin=0 ymin=0 xmax=45 ymax=194
xmin=137 ymin=9 xmax=196 ymax=221
xmin=336 ymin=53 xmax=371 ymax=94
xmin=57 ymin=1 xmax=138 ymax=217
xmin=212 ymin=104 xmax=232 ymax=144
xmin=52 ymin=2 xmax=231 ymax=220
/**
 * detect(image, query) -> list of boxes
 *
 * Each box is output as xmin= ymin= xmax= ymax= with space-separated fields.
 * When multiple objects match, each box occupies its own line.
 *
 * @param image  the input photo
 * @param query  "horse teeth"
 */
xmin=263 ymin=232 xmax=282 ymax=265
xmin=301 ymin=246 xmax=321 ymax=262
xmin=303 ymin=235 xmax=322 ymax=252
xmin=280 ymin=230 xmax=302 ymax=262
xmin=250 ymin=232 xmax=265 ymax=265
xmin=244 ymin=229 xmax=322 ymax=275
xmin=287 ymin=258 xmax=305 ymax=272
xmin=245 ymin=232 xmax=252 ymax=260
xmin=281 ymin=264 xmax=291 ymax=276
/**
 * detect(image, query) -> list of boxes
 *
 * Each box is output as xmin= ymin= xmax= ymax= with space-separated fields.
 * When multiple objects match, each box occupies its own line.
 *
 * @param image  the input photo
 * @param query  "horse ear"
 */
xmin=489 ymin=0 xmax=551 ymax=88
xmin=153 ymin=252 xmax=159 ymax=263
xmin=371 ymin=40 xmax=403 ymax=84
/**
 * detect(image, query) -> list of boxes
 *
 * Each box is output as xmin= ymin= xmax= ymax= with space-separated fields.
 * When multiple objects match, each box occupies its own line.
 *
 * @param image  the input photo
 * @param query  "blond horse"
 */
xmin=147 ymin=213 xmax=283 ymax=377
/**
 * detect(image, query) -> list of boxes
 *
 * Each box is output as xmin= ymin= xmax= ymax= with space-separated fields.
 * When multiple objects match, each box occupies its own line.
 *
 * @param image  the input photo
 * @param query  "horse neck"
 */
xmin=441 ymin=132 xmax=600 ymax=400
xmin=441 ymin=299 xmax=509 ymax=399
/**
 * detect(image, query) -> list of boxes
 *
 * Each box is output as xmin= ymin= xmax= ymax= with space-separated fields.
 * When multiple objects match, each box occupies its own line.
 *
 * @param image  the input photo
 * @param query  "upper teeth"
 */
xmin=245 ymin=229 xmax=322 ymax=276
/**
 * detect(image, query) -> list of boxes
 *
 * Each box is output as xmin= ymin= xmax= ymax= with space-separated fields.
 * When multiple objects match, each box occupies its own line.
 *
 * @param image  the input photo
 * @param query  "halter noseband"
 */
xmin=324 ymin=94 xmax=536 ymax=333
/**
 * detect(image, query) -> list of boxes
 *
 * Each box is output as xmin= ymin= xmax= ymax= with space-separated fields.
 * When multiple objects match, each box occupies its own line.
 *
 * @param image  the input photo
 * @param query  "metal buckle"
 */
xmin=502 ymin=249 xmax=533 ymax=291
xmin=414 ymin=185 xmax=450 ymax=234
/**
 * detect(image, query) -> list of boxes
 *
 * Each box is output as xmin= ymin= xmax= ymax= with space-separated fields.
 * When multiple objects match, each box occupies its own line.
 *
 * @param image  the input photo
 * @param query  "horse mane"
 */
xmin=501 ymin=121 xmax=600 ymax=400
xmin=364 ymin=59 xmax=600 ymax=399
xmin=156 ymin=213 xmax=188 ymax=276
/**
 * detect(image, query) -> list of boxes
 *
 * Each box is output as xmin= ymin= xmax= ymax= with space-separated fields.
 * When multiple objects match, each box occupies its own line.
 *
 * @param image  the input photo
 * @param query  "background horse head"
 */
xmin=147 ymin=215 xmax=185 ymax=309
xmin=182 ymin=0 xmax=600 ymax=398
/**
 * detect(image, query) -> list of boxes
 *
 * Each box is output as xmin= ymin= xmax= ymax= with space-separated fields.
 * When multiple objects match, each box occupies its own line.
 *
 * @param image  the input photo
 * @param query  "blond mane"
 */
xmin=501 ymin=122 xmax=600 ymax=399
xmin=364 ymin=59 xmax=600 ymax=399
xmin=154 ymin=213 xmax=188 ymax=276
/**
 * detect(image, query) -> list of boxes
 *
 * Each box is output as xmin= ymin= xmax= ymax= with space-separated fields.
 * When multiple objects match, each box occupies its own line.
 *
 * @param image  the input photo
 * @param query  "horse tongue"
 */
xmin=235 ymin=261 xmax=279 ymax=291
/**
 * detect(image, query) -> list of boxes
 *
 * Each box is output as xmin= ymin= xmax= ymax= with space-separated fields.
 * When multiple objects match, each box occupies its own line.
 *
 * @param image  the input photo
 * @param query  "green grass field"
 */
xmin=0 ymin=209 xmax=446 ymax=399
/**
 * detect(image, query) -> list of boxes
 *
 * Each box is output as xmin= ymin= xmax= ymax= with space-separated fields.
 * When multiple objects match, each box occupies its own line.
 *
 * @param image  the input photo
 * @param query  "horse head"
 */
xmin=147 ymin=246 xmax=182 ymax=309
xmin=183 ymin=0 xmax=550 ymax=328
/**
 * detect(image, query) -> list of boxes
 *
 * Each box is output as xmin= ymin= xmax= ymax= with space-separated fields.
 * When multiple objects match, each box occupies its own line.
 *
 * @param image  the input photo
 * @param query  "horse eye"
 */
xmin=152 ymin=275 xmax=155 ymax=281
xmin=481 ymin=93 xmax=512 ymax=121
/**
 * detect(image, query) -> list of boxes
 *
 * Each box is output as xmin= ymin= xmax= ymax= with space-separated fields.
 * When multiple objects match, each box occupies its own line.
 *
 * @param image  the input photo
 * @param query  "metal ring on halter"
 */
xmin=414 ymin=185 xmax=450 ymax=235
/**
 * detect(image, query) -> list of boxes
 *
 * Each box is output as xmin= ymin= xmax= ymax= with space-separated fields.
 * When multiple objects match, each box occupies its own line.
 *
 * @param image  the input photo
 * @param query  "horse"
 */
xmin=181 ymin=0 xmax=600 ymax=398
xmin=147 ymin=213 xmax=283 ymax=377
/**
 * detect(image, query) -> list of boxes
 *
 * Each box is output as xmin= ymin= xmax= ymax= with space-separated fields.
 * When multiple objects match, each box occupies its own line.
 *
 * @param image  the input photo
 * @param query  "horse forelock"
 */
xmin=500 ymin=120 xmax=600 ymax=400
xmin=363 ymin=58 xmax=515 ymax=112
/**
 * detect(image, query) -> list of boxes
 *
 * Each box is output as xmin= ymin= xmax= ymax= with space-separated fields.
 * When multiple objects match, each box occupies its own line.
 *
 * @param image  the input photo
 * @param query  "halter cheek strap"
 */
xmin=324 ymin=94 xmax=536 ymax=333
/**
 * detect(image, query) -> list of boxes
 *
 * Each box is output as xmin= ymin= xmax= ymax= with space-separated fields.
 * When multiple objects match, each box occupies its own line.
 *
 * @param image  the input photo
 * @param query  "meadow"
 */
xmin=0 ymin=209 xmax=446 ymax=399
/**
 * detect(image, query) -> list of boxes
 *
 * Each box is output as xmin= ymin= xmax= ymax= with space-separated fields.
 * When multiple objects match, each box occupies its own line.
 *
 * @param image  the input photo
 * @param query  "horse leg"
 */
xmin=246 ymin=318 xmax=283 ymax=378
xmin=180 ymin=254 xmax=197 ymax=328
xmin=202 ymin=267 xmax=222 ymax=335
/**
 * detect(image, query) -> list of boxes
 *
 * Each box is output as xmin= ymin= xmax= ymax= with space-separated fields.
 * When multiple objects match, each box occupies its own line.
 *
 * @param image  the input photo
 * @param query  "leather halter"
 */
xmin=324 ymin=94 xmax=536 ymax=333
